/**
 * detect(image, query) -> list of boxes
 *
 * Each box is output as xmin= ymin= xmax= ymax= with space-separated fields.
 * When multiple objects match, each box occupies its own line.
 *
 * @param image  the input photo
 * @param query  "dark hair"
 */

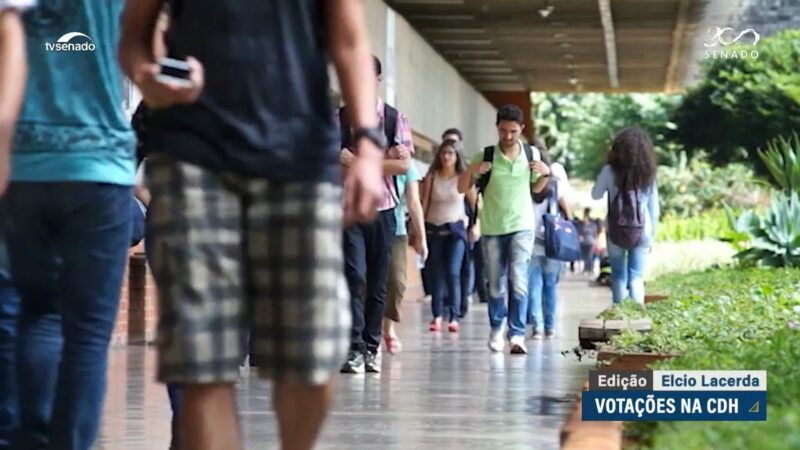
xmin=496 ymin=104 xmax=525 ymax=126
xmin=429 ymin=139 xmax=467 ymax=175
xmin=442 ymin=128 xmax=463 ymax=141
xmin=609 ymin=127 xmax=657 ymax=191
xmin=373 ymin=55 xmax=382 ymax=76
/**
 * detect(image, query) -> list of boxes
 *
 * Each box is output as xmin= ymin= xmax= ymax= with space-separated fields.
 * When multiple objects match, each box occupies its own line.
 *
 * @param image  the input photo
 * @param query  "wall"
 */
xmin=340 ymin=1 xmax=499 ymax=159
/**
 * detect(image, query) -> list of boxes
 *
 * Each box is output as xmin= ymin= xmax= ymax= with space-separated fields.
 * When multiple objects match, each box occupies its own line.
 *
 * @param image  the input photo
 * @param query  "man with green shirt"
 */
xmin=458 ymin=105 xmax=550 ymax=354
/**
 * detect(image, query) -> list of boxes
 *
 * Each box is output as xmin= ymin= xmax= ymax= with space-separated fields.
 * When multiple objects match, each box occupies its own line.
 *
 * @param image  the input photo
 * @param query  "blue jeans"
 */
xmin=427 ymin=232 xmax=466 ymax=322
xmin=0 ymin=264 xmax=19 ymax=450
xmin=607 ymin=242 xmax=648 ymax=303
xmin=527 ymin=255 xmax=561 ymax=333
xmin=3 ymin=182 xmax=132 ymax=450
xmin=482 ymin=231 xmax=534 ymax=338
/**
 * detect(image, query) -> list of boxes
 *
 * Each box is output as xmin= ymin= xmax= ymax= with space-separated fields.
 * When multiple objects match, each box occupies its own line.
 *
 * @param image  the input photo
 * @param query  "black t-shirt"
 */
xmin=148 ymin=0 xmax=340 ymax=183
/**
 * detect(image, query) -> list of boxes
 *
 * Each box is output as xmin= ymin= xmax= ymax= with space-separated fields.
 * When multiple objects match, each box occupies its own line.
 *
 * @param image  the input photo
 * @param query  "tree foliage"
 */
xmin=532 ymin=93 xmax=682 ymax=179
xmin=670 ymin=30 xmax=800 ymax=170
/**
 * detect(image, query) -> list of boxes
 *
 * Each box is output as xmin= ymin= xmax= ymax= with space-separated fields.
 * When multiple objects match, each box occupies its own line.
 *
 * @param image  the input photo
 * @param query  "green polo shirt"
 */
xmin=472 ymin=142 xmax=539 ymax=236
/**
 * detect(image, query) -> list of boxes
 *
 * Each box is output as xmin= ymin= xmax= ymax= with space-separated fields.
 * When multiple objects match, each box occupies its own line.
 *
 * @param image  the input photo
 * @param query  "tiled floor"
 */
xmin=96 ymin=274 xmax=610 ymax=450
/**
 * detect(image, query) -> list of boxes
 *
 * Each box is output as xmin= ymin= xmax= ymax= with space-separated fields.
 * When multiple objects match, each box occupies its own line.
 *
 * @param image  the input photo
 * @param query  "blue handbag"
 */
xmin=543 ymin=179 xmax=581 ymax=262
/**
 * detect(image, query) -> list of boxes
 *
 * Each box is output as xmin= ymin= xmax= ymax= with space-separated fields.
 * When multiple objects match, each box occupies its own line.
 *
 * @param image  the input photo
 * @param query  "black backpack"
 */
xmin=608 ymin=188 xmax=645 ymax=249
xmin=339 ymin=104 xmax=401 ymax=203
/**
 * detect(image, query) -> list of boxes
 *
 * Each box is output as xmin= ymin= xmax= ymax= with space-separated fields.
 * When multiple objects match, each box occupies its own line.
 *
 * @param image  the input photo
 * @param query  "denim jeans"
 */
xmin=0 ymin=242 xmax=19 ymax=450
xmin=472 ymin=239 xmax=489 ymax=303
xmin=607 ymin=242 xmax=648 ymax=303
xmin=344 ymin=209 xmax=396 ymax=354
xmin=482 ymin=231 xmax=534 ymax=338
xmin=3 ymin=182 xmax=132 ymax=450
xmin=427 ymin=232 xmax=466 ymax=322
xmin=527 ymin=255 xmax=561 ymax=333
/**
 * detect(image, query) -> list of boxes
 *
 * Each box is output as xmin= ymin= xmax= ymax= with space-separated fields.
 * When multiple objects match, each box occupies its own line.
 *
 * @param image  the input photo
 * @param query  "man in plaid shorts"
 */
xmin=120 ymin=1 xmax=384 ymax=449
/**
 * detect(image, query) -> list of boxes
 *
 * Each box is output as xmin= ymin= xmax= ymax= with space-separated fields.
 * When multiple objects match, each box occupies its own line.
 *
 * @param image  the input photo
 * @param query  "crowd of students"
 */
xmin=0 ymin=1 xmax=660 ymax=450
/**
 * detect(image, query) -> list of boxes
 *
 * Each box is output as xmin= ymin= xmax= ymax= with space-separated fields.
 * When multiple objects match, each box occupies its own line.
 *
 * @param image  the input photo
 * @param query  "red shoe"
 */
xmin=448 ymin=322 xmax=460 ymax=333
xmin=429 ymin=318 xmax=442 ymax=332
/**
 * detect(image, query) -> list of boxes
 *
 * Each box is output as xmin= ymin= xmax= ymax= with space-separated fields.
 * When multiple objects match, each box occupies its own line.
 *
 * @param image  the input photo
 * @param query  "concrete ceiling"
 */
xmin=386 ymin=0 xmax=743 ymax=93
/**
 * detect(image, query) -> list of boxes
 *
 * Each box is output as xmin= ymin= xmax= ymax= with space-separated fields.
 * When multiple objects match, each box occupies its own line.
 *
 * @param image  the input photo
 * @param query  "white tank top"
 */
xmin=426 ymin=173 xmax=466 ymax=226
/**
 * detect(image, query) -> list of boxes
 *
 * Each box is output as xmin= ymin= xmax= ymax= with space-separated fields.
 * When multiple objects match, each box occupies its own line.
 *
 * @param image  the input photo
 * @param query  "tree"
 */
xmin=671 ymin=30 xmax=800 ymax=171
xmin=532 ymin=93 xmax=682 ymax=179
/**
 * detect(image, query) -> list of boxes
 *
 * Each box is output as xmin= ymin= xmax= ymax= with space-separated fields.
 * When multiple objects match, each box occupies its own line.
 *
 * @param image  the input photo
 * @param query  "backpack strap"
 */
xmin=383 ymin=104 xmax=402 ymax=204
xmin=476 ymin=145 xmax=495 ymax=195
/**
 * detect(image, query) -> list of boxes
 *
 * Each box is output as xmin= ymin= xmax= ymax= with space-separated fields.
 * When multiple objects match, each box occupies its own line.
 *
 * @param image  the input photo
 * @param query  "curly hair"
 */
xmin=429 ymin=139 xmax=467 ymax=175
xmin=609 ymin=127 xmax=657 ymax=191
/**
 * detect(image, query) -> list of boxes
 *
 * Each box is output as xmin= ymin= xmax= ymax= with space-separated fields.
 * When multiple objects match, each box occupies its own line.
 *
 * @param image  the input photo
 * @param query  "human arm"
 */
xmin=0 ymin=4 xmax=30 ymax=196
xmin=459 ymin=153 xmax=489 ymax=193
xmin=530 ymin=161 xmax=551 ymax=194
xmin=466 ymin=186 xmax=481 ymax=243
xmin=419 ymin=174 xmax=431 ymax=220
xmin=119 ymin=0 xmax=205 ymax=109
xmin=649 ymin=182 xmax=660 ymax=238
xmin=326 ymin=0 xmax=383 ymax=223
xmin=592 ymin=165 xmax=612 ymax=200
xmin=406 ymin=179 xmax=427 ymax=260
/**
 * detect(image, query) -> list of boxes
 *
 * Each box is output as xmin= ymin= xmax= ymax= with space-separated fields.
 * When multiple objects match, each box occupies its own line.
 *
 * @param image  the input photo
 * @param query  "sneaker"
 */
xmin=531 ymin=330 xmax=544 ymax=341
xmin=510 ymin=336 xmax=528 ymax=355
xmin=545 ymin=330 xmax=556 ymax=339
xmin=488 ymin=328 xmax=505 ymax=352
xmin=448 ymin=321 xmax=460 ymax=333
xmin=365 ymin=350 xmax=381 ymax=373
xmin=429 ymin=317 xmax=442 ymax=332
xmin=340 ymin=351 xmax=365 ymax=374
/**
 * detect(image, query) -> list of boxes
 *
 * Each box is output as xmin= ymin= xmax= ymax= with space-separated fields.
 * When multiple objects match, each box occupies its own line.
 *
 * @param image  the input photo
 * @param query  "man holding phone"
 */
xmin=338 ymin=55 xmax=414 ymax=374
xmin=120 ymin=1 xmax=383 ymax=450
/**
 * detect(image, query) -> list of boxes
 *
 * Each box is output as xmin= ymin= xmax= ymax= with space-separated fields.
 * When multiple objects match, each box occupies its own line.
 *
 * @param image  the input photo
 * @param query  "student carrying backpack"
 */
xmin=591 ymin=128 xmax=660 ymax=304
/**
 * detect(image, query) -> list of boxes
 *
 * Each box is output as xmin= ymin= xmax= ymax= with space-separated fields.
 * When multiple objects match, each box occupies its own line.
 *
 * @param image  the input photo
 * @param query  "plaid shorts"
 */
xmin=146 ymin=154 xmax=350 ymax=385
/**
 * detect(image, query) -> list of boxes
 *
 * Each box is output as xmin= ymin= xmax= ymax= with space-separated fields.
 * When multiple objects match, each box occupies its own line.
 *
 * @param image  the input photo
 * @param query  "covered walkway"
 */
xmin=96 ymin=275 xmax=608 ymax=450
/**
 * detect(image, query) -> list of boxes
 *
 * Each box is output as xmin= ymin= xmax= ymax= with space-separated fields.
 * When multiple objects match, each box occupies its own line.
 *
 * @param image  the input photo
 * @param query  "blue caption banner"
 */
xmin=581 ymin=390 xmax=767 ymax=421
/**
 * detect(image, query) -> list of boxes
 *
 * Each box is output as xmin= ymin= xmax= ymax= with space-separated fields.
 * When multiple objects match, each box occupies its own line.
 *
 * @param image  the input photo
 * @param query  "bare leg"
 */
xmin=274 ymin=381 xmax=334 ymax=450
xmin=382 ymin=318 xmax=396 ymax=338
xmin=179 ymin=384 xmax=241 ymax=450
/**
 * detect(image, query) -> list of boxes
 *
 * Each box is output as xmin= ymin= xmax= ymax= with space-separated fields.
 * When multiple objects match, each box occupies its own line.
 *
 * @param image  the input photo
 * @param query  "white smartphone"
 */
xmin=156 ymin=57 xmax=192 ymax=87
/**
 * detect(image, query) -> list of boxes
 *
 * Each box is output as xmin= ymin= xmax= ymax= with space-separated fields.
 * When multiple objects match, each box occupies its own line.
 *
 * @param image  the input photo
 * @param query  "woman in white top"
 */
xmin=420 ymin=140 xmax=477 ymax=332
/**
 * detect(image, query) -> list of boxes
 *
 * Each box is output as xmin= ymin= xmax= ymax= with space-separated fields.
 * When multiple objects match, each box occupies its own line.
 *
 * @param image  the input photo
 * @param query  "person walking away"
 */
xmin=0 ymin=1 xmax=32 ymax=447
xmin=382 ymin=160 xmax=427 ymax=355
xmin=527 ymin=143 xmax=572 ymax=341
xmin=339 ymin=55 xmax=414 ymax=374
xmin=420 ymin=140 xmax=476 ymax=333
xmin=591 ymin=127 xmax=660 ymax=304
xmin=120 ymin=1 xmax=384 ymax=449
xmin=3 ymin=2 xmax=137 ymax=448
xmin=458 ymin=105 xmax=550 ymax=355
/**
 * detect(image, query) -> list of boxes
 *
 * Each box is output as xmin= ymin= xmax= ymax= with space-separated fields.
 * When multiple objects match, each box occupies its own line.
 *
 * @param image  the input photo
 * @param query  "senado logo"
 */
xmin=704 ymin=27 xmax=760 ymax=60
xmin=45 ymin=32 xmax=96 ymax=52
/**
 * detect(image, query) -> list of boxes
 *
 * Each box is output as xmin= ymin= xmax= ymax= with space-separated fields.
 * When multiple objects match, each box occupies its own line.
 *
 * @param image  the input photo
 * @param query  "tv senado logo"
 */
xmin=45 ymin=32 xmax=96 ymax=52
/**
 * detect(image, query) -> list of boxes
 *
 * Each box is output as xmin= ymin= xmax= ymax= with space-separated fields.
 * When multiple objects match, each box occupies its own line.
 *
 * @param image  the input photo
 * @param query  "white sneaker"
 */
xmin=509 ymin=336 xmax=528 ymax=355
xmin=488 ymin=328 xmax=505 ymax=352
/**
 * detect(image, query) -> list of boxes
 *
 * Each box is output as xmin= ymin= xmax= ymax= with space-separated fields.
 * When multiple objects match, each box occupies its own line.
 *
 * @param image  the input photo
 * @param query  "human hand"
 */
xmin=340 ymin=148 xmax=355 ymax=167
xmin=471 ymin=161 xmax=492 ymax=176
xmin=342 ymin=141 xmax=383 ymax=226
xmin=134 ymin=57 xmax=205 ymax=109
xmin=531 ymin=161 xmax=551 ymax=176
